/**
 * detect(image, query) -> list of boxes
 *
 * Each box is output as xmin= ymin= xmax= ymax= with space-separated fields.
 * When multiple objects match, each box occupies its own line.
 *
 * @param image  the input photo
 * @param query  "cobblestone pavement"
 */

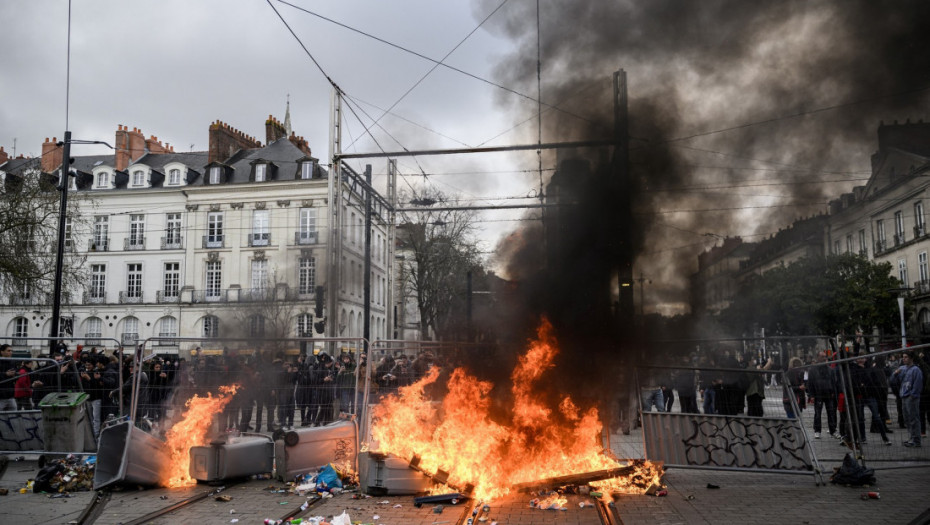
xmin=3 ymin=456 xmax=929 ymax=525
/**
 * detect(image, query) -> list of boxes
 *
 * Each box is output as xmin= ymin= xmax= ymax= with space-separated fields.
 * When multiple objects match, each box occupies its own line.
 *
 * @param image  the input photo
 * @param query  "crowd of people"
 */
xmin=638 ymin=347 xmax=929 ymax=448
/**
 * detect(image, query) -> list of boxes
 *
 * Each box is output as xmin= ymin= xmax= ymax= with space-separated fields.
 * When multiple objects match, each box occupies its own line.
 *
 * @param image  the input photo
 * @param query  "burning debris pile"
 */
xmin=162 ymin=384 xmax=239 ymax=488
xmin=370 ymin=319 xmax=663 ymax=501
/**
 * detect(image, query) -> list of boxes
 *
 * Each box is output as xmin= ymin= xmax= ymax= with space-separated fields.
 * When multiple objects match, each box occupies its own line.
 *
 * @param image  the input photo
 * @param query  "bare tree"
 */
xmin=0 ymin=159 xmax=87 ymax=302
xmin=227 ymin=268 xmax=306 ymax=353
xmin=397 ymin=190 xmax=482 ymax=341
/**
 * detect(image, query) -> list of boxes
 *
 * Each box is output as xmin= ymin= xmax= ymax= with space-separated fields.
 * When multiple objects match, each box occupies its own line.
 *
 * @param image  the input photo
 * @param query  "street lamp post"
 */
xmin=888 ymin=287 xmax=912 ymax=350
xmin=49 ymin=131 xmax=72 ymax=351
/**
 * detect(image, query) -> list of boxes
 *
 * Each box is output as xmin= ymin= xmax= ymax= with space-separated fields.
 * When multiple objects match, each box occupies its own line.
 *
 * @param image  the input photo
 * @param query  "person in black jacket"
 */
xmin=807 ymin=352 xmax=838 ymax=439
xmin=275 ymin=360 xmax=298 ymax=430
xmin=850 ymin=356 xmax=891 ymax=445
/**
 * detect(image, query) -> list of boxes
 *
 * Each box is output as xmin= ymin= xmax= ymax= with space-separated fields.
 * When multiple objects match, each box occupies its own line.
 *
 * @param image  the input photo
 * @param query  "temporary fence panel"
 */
xmin=0 ymin=410 xmax=43 ymax=451
xmin=635 ymin=364 xmax=823 ymax=481
xmin=641 ymin=411 xmax=813 ymax=471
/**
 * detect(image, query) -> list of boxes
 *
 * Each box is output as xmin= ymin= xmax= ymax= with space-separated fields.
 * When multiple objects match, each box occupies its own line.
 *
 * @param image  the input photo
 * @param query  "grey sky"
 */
xmin=3 ymin=1 xmax=928 ymax=316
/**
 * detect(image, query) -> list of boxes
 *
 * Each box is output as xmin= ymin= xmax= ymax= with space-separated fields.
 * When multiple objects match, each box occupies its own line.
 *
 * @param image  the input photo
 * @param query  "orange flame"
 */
xmin=371 ymin=318 xmax=663 ymax=501
xmin=161 ymin=384 xmax=239 ymax=488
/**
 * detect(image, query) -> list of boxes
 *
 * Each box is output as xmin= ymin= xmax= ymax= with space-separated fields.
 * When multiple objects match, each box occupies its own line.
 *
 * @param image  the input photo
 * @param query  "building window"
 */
xmin=300 ymin=161 xmax=313 ymax=180
xmin=86 ymin=317 xmax=103 ymax=345
xmin=159 ymin=317 xmax=178 ymax=342
xmin=895 ymin=211 xmax=905 ymax=243
xmin=251 ymin=210 xmax=270 ymax=245
xmin=206 ymin=261 xmax=222 ymax=299
xmin=340 ymin=256 xmax=346 ymax=292
xmin=64 ymin=217 xmax=73 ymax=250
xmin=296 ymin=313 xmax=312 ymax=337
xmin=920 ymin=252 xmax=929 ymax=284
xmin=255 ymin=163 xmax=266 ymax=182
xmin=90 ymin=264 xmax=106 ymax=299
xmin=209 ymin=166 xmax=222 ymax=184
xmin=249 ymin=315 xmax=265 ymax=338
xmin=132 ymin=170 xmax=145 ymax=187
xmin=916 ymin=202 xmax=926 ymax=237
xmin=876 ymin=219 xmax=886 ymax=251
xmin=299 ymin=257 xmax=316 ymax=294
xmin=95 ymin=171 xmax=110 ymax=188
xmin=207 ymin=212 xmax=224 ymax=247
xmin=129 ymin=214 xmax=145 ymax=248
xmin=127 ymin=263 xmax=143 ymax=299
xmin=12 ymin=317 xmax=28 ymax=345
xmin=350 ymin=212 xmax=356 ymax=245
xmin=122 ymin=317 xmax=139 ymax=346
xmin=251 ymin=259 xmax=268 ymax=291
xmin=163 ymin=262 xmax=180 ymax=299
xmin=93 ymin=215 xmax=109 ymax=251
xmin=845 ymin=234 xmax=853 ymax=254
xmin=298 ymin=208 xmax=317 ymax=244
xmin=203 ymin=315 xmax=219 ymax=338
xmin=858 ymin=229 xmax=867 ymax=256
xmin=165 ymin=213 xmax=182 ymax=247
xmin=899 ymin=258 xmax=908 ymax=285
xmin=168 ymin=169 xmax=181 ymax=185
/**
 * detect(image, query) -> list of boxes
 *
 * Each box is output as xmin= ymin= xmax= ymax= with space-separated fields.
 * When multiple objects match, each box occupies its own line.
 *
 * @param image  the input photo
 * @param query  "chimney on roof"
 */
xmin=265 ymin=114 xmax=287 ymax=144
xmin=209 ymin=120 xmax=262 ymax=163
xmin=41 ymin=137 xmax=63 ymax=173
xmin=288 ymin=132 xmax=311 ymax=157
xmin=0 ymin=146 xmax=8 ymax=165
xmin=115 ymin=125 xmax=148 ymax=171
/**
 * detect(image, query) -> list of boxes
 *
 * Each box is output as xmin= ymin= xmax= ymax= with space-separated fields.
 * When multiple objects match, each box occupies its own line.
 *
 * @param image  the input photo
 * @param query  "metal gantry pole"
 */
xmin=50 ymin=131 xmax=72 ymax=352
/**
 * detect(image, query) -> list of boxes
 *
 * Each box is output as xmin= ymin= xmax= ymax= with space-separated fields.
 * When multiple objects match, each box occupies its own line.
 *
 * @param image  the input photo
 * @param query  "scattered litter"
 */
xmin=579 ymin=502 xmax=592 ymax=508
xmin=0 ymin=488 xmax=8 ymax=496
xmin=48 ymin=493 xmax=72 ymax=498
xmin=373 ymin=515 xmax=380 ymax=520
xmin=861 ymin=492 xmax=880 ymax=500
xmin=686 ymin=494 xmax=695 ymax=500
xmin=589 ymin=491 xmax=603 ymax=498
xmin=230 ymin=519 xmax=239 ymax=523
xmin=331 ymin=511 xmax=352 ymax=525
xmin=32 ymin=456 xmax=94 ymax=493
xmin=656 ymin=490 xmax=668 ymax=497
xmin=393 ymin=504 xmax=402 ymax=508
xmin=216 ymin=495 xmax=232 ymax=502
xmin=229 ymin=509 xmax=236 ymax=514
xmin=433 ymin=505 xmax=444 ymax=514
xmin=159 ymin=495 xmax=169 ymax=500
xmin=379 ymin=500 xmax=390 ymax=505
xmin=706 ymin=483 xmax=720 ymax=489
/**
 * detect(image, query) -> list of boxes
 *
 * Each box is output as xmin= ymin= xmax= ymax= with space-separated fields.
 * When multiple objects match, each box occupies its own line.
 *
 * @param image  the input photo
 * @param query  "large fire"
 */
xmin=371 ymin=319 xmax=662 ymax=501
xmin=161 ymin=384 xmax=239 ymax=488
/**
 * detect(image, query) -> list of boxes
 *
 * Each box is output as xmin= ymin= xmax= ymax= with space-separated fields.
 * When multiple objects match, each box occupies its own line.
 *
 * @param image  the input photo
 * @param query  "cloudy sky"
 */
xmin=2 ymin=1 xmax=929 ymax=316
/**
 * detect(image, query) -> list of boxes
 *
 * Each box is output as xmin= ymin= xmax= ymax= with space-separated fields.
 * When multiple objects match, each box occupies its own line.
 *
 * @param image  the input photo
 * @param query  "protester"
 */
xmin=14 ymin=360 xmax=35 ymax=410
xmin=897 ymin=351 xmax=924 ymax=447
xmin=807 ymin=352 xmax=839 ymax=439
xmin=1 ymin=344 xmax=20 ymax=410
xmin=850 ymin=356 xmax=891 ymax=445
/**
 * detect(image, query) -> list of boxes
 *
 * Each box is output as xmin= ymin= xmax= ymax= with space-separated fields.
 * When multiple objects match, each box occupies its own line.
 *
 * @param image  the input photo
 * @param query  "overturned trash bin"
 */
xmin=358 ymin=451 xmax=433 ymax=495
xmin=93 ymin=419 xmax=170 ymax=490
xmin=190 ymin=433 xmax=274 ymax=483
xmin=275 ymin=419 xmax=358 ymax=481
xmin=39 ymin=391 xmax=96 ymax=452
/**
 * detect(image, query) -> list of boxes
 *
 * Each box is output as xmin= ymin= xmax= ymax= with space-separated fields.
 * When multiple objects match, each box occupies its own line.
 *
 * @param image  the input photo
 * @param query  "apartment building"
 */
xmin=0 ymin=114 xmax=392 ymax=356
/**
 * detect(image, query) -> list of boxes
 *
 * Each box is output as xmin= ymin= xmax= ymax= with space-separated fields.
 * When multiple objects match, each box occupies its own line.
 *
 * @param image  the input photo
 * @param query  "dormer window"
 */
xmin=255 ymin=164 xmax=267 ymax=182
xmin=168 ymin=169 xmax=181 ymax=185
xmin=132 ymin=170 xmax=145 ymax=187
xmin=96 ymin=171 xmax=110 ymax=188
xmin=300 ymin=161 xmax=313 ymax=180
xmin=209 ymin=166 xmax=222 ymax=184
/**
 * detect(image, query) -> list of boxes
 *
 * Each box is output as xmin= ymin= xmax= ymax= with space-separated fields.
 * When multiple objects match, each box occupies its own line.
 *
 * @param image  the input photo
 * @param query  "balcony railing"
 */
xmin=284 ymin=287 xmax=314 ymax=300
xmin=875 ymin=240 xmax=887 ymax=253
xmin=83 ymin=291 xmax=106 ymax=304
xmin=8 ymin=294 xmax=41 ymax=306
xmin=161 ymin=236 xmax=183 ymax=250
xmin=119 ymin=291 xmax=144 ymax=304
xmin=248 ymin=233 xmax=271 ymax=247
xmin=124 ymin=237 xmax=146 ymax=251
xmin=11 ymin=337 xmax=28 ymax=346
xmin=240 ymin=287 xmax=275 ymax=302
xmin=913 ymin=280 xmax=930 ymax=296
xmin=858 ymin=249 xmax=868 ymax=257
xmin=202 ymin=235 xmax=225 ymax=249
xmin=121 ymin=333 xmax=139 ymax=346
xmin=915 ymin=225 xmax=926 ymax=239
xmin=295 ymin=231 xmax=319 ymax=245
xmin=894 ymin=233 xmax=904 ymax=246
xmin=192 ymin=289 xmax=229 ymax=303
xmin=155 ymin=333 xmax=178 ymax=346
xmin=84 ymin=333 xmax=102 ymax=346
xmin=156 ymin=290 xmax=180 ymax=303
xmin=88 ymin=238 xmax=110 ymax=252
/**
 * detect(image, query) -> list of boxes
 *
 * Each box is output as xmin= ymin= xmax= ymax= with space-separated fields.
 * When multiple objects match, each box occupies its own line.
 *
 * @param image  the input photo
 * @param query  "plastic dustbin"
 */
xmin=39 ymin=391 xmax=94 ymax=452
